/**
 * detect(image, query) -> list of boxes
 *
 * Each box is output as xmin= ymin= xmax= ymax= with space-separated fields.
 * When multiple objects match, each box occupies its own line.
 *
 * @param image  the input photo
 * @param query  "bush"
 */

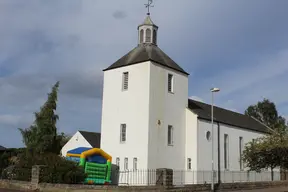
xmin=7 ymin=151 xmax=86 ymax=184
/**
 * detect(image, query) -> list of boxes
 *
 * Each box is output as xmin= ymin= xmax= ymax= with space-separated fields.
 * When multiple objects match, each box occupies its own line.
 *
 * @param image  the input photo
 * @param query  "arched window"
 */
xmin=145 ymin=28 xmax=151 ymax=43
xmin=140 ymin=29 xmax=144 ymax=43
xmin=153 ymin=30 xmax=157 ymax=44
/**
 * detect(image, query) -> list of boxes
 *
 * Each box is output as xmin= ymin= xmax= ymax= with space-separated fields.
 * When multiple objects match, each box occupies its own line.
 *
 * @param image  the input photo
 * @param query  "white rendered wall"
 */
xmin=195 ymin=119 xmax=280 ymax=183
xmin=147 ymin=62 xmax=188 ymax=170
xmin=184 ymin=109 xmax=198 ymax=184
xmin=100 ymin=61 xmax=188 ymax=185
xmin=100 ymin=62 xmax=151 ymax=173
xmin=60 ymin=131 xmax=92 ymax=157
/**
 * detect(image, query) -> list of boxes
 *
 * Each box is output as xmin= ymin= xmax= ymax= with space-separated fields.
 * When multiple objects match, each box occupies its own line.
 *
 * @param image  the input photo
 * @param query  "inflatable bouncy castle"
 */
xmin=66 ymin=147 xmax=112 ymax=185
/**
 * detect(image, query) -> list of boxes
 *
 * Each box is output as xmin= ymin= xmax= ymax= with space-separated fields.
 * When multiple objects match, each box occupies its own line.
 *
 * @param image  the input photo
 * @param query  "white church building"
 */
xmin=98 ymin=14 xmax=277 ymax=185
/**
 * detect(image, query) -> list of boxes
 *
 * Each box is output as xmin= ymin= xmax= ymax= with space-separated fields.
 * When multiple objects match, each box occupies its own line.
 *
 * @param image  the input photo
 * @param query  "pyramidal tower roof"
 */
xmin=143 ymin=15 xmax=154 ymax=25
xmin=103 ymin=14 xmax=189 ymax=75
xmin=140 ymin=15 xmax=157 ymax=26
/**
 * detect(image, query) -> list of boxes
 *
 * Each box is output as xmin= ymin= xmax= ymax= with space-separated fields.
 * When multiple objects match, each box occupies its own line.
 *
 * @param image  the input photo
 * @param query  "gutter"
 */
xmin=197 ymin=116 xmax=270 ymax=134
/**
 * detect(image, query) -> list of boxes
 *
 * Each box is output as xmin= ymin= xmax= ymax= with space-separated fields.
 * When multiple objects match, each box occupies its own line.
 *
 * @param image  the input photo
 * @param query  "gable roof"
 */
xmin=0 ymin=145 xmax=6 ymax=151
xmin=188 ymin=99 xmax=271 ymax=134
xmin=103 ymin=44 xmax=189 ymax=75
xmin=78 ymin=131 xmax=101 ymax=148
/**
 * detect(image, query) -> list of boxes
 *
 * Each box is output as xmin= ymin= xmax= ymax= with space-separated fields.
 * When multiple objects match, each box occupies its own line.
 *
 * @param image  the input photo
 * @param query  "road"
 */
xmin=0 ymin=189 xmax=24 ymax=192
xmin=0 ymin=187 xmax=288 ymax=192
xmin=238 ymin=187 xmax=288 ymax=192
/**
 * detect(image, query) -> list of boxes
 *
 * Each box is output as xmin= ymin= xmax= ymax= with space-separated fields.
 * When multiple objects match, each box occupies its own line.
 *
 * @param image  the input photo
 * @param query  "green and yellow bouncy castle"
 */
xmin=66 ymin=147 xmax=112 ymax=185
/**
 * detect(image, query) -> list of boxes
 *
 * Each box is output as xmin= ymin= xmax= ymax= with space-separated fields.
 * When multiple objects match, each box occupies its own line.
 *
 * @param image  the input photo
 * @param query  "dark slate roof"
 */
xmin=78 ymin=131 xmax=101 ymax=148
xmin=0 ymin=145 xmax=6 ymax=151
xmin=188 ymin=99 xmax=271 ymax=134
xmin=103 ymin=44 xmax=189 ymax=75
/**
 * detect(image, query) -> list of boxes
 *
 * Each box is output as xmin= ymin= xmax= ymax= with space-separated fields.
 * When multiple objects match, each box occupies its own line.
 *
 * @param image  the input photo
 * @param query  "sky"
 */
xmin=0 ymin=0 xmax=288 ymax=148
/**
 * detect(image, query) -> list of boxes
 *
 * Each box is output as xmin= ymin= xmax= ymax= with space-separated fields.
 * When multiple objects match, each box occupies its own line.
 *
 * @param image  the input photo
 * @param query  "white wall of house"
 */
xmin=184 ymin=109 xmax=198 ymax=184
xmin=60 ymin=131 xmax=92 ymax=157
xmin=100 ymin=61 xmax=151 ymax=172
xmin=147 ymin=62 xmax=188 ymax=171
xmin=193 ymin=119 xmax=281 ymax=184
xmin=100 ymin=61 xmax=188 ymax=185
xmin=197 ymin=119 xmax=265 ymax=171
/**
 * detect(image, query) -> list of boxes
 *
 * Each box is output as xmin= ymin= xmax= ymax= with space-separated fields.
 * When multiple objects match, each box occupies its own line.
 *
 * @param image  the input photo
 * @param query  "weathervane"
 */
xmin=145 ymin=0 xmax=154 ymax=15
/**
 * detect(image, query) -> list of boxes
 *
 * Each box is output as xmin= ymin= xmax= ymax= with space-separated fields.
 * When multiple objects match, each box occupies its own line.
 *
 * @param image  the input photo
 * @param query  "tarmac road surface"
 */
xmin=1 ymin=187 xmax=288 ymax=192
xmin=0 ymin=189 xmax=24 ymax=192
xmin=235 ymin=187 xmax=288 ymax=192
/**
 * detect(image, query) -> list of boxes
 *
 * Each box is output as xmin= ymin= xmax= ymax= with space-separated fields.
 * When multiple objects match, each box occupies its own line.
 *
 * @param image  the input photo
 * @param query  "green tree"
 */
xmin=245 ymin=98 xmax=287 ymax=132
xmin=2 ymin=151 xmax=86 ymax=184
xmin=242 ymin=133 xmax=288 ymax=180
xmin=19 ymin=81 xmax=63 ymax=154
xmin=243 ymin=99 xmax=288 ymax=180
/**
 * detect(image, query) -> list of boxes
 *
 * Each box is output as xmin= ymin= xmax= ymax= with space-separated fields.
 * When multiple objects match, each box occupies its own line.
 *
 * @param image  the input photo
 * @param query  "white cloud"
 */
xmin=0 ymin=0 xmax=288 ymax=147
xmin=193 ymin=48 xmax=288 ymax=113
xmin=0 ymin=114 xmax=32 ymax=128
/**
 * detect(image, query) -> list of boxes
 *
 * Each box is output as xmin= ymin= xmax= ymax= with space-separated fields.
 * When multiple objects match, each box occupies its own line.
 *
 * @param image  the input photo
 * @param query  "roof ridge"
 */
xmin=78 ymin=130 xmax=100 ymax=134
xmin=188 ymin=99 xmax=270 ymax=134
xmin=189 ymin=98 xmax=245 ymax=116
xmin=103 ymin=44 xmax=189 ymax=75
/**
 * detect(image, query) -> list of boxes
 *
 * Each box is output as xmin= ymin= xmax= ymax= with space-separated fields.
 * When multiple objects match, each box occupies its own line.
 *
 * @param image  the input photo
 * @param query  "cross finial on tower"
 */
xmin=145 ymin=0 xmax=154 ymax=15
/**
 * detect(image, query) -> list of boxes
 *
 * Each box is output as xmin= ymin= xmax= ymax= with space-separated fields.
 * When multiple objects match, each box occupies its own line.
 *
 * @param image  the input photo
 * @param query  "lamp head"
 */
xmin=210 ymin=88 xmax=220 ymax=92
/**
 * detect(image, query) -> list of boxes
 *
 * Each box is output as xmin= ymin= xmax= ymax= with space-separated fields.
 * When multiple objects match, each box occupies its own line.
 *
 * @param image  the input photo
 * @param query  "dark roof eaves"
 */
xmin=150 ymin=59 xmax=190 ymax=75
xmin=0 ymin=146 xmax=7 ymax=151
xmin=137 ymin=24 xmax=159 ymax=29
xmin=102 ymin=59 xmax=149 ymax=71
xmin=197 ymin=116 xmax=270 ymax=134
xmin=103 ymin=59 xmax=190 ymax=75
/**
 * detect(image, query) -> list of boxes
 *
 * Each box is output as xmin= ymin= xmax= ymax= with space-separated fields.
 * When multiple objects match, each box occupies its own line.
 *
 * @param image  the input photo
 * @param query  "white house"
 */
xmin=100 ymin=14 xmax=278 ymax=185
xmin=61 ymin=130 xmax=101 ymax=157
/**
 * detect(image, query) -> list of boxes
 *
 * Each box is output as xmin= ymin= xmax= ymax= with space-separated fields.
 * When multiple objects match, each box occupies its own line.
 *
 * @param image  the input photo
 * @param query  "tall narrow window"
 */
xmin=122 ymin=72 xmax=129 ymax=91
xmin=116 ymin=157 xmax=120 ymax=168
xmin=145 ymin=28 xmax=151 ymax=43
xmin=153 ymin=30 xmax=157 ymax=44
xmin=187 ymin=158 xmax=192 ymax=170
xmin=124 ymin=158 xmax=128 ymax=170
xmin=224 ymin=134 xmax=229 ymax=170
xmin=239 ymin=137 xmax=243 ymax=170
xmin=168 ymin=125 xmax=174 ymax=146
xmin=133 ymin=158 xmax=137 ymax=170
xmin=168 ymin=74 xmax=174 ymax=93
xmin=140 ymin=29 xmax=144 ymax=43
xmin=120 ymin=124 xmax=126 ymax=143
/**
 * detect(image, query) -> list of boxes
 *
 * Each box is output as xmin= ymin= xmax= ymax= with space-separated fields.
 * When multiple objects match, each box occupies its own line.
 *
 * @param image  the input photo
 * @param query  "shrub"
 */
xmin=7 ymin=151 xmax=86 ymax=184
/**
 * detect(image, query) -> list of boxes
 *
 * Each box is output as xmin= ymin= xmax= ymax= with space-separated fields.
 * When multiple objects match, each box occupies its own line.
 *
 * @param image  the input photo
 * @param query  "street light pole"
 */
xmin=210 ymin=88 xmax=220 ymax=191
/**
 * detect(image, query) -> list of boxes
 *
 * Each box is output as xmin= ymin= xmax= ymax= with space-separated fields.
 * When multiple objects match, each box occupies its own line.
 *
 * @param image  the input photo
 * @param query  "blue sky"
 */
xmin=0 ymin=0 xmax=288 ymax=148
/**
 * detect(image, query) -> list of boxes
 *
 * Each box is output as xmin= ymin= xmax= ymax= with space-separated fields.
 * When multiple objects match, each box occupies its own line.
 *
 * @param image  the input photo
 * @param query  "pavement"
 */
xmin=0 ymin=187 xmax=288 ymax=192
xmin=237 ymin=187 xmax=288 ymax=192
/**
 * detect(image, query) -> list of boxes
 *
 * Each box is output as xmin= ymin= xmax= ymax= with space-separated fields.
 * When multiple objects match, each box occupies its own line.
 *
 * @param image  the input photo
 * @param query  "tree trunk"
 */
xmin=271 ymin=167 xmax=274 ymax=181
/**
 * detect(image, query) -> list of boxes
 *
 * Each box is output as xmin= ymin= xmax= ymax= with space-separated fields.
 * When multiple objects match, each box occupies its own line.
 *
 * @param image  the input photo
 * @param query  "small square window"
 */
xmin=168 ymin=74 xmax=174 ymax=93
xmin=120 ymin=124 xmax=126 ymax=143
xmin=122 ymin=72 xmax=129 ymax=91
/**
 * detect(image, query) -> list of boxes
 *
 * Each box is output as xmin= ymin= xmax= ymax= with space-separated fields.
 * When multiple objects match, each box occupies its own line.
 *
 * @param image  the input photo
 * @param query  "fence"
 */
xmin=0 ymin=166 xmax=284 ymax=187
xmin=115 ymin=169 xmax=282 ymax=186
